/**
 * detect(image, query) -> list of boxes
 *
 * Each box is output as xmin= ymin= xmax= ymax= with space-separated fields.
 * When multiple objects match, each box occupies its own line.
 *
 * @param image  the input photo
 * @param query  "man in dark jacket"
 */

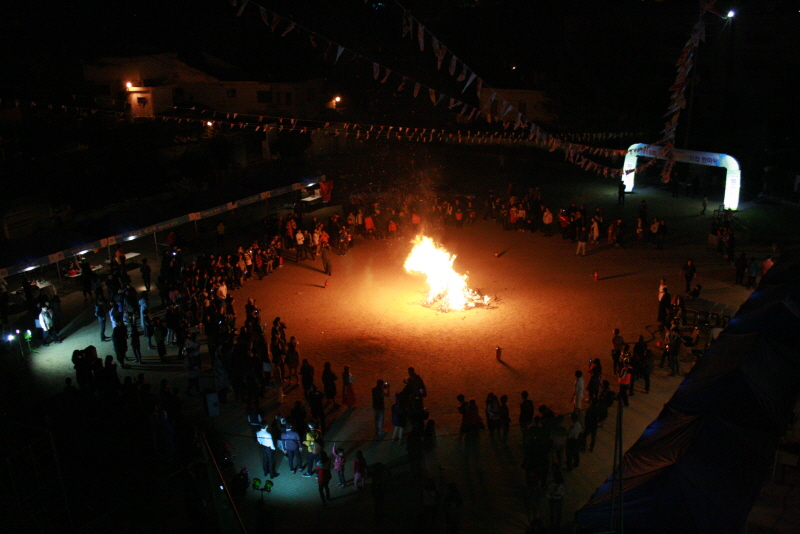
xmin=280 ymin=425 xmax=301 ymax=474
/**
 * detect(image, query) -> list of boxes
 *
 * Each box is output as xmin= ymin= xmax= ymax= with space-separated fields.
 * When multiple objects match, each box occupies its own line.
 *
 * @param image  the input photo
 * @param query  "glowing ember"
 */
xmin=404 ymin=236 xmax=490 ymax=311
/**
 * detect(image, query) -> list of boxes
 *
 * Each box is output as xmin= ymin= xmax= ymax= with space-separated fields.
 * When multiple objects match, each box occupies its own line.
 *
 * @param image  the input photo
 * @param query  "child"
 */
xmin=332 ymin=444 xmax=346 ymax=487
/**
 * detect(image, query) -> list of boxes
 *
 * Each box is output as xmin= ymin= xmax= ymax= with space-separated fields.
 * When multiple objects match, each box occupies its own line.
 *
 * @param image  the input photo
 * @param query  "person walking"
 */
xmin=257 ymin=423 xmax=279 ymax=479
xmin=280 ymin=424 xmax=301 ymax=474
xmin=372 ymin=379 xmax=390 ymax=435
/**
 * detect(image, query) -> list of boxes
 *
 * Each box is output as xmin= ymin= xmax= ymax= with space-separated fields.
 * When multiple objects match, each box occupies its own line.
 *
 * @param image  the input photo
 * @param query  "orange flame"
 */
xmin=404 ymin=236 xmax=489 ymax=311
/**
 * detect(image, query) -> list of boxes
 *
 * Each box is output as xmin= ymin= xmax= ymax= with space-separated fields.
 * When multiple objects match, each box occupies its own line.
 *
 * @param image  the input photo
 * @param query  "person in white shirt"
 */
xmin=256 ymin=423 xmax=279 ymax=478
xmin=295 ymin=230 xmax=306 ymax=262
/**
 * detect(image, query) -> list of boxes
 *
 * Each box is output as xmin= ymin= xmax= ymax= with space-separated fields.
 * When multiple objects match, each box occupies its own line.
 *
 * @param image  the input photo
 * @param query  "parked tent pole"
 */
xmin=153 ymin=232 xmax=159 ymax=255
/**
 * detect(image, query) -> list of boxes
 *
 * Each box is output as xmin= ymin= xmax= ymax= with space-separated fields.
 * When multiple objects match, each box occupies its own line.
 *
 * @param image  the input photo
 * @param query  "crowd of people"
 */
xmin=3 ymin=175 xmax=779 ymax=534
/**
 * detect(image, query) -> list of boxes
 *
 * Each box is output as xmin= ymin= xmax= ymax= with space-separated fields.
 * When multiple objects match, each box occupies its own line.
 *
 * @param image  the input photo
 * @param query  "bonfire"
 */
xmin=404 ymin=236 xmax=490 ymax=312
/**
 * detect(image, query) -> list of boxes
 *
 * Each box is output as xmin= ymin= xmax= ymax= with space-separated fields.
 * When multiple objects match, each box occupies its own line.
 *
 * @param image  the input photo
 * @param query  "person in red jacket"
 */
xmin=315 ymin=451 xmax=332 ymax=505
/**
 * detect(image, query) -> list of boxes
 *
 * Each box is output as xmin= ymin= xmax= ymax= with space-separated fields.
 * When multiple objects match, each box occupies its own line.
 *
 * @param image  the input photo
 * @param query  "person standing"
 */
xmin=565 ymin=412 xmax=582 ymax=471
xmin=583 ymin=400 xmax=600 ymax=452
xmin=352 ymin=450 xmax=368 ymax=489
xmin=315 ymin=451 xmax=332 ymax=506
xmin=320 ymin=242 xmax=332 ymax=276
xmin=140 ymin=258 xmax=151 ymax=292
xmin=112 ymin=322 xmax=128 ymax=368
xmin=542 ymin=207 xmax=554 ymax=237
xmin=372 ymin=379 xmax=390 ymax=435
xmin=617 ymin=181 xmax=626 ymax=206
xmin=295 ymin=230 xmax=306 ymax=262
xmin=302 ymin=421 xmax=323 ymax=477
xmin=341 ymin=366 xmax=357 ymax=409
xmin=332 ymin=444 xmax=346 ymax=487
xmin=575 ymin=226 xmax=588 ymax=256
xmin=680 ymin=259 xmax=697 ymax=293
xmin=633 ymin=334 xmax=650 ymax=393
xmin=617 ymin=358 xmax=632 ymax=407
xmin=519 ymin=391 xmax=534 ymax=438
xmin=257 ymin=423 xmax=279 ymax=479
xmin=321 ymin=362 xmax=338 ymax=408
xmin=95 ymin=296 xmax=109 ymax=342
xmin=734 ymin=252 xmax=748 ymax=285
xmin=701 ymin=196 xmax=708 ymax=215
xmin=547 ymin=470 xmax=566 ymax=529
xmin=746 ymin=257 xmax=759 ymax=289
xmin=154 ymin=318 xmax=168 ymax=363
xmin=611 ymin=328 xmax=625 ymax=374
xmin=130 ymin=325 xmax=142 ymax=365
xmin=216 ymin=221 xmax=225 ymax=246
xmin=571 ymin=371 xmax=585 ymax=411
xmin=39 ymin=304 xmax=62 ymax=346
xmin=391 ymin=393 xmax=407 ymax=442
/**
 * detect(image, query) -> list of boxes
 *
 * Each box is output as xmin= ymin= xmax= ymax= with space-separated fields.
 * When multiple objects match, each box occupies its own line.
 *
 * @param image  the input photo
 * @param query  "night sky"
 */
xmin=1 ymin=0 xmax=799 ymax=206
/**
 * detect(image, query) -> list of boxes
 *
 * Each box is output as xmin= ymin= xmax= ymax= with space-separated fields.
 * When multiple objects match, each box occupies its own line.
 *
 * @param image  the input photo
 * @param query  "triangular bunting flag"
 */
xmin=259 ymin=6 xmax=269 ymax=26
xmin=282 ymin=22 xmax=296 ymax=37
xmin=270 ymin=13 xmax=281 ymax=32
xmin=462 ymin=72 xmax=476 ymax=93
xmin=449 ymin=56 xmax=457 ymax=76
xmin=381 ymin=68 xmax=391 ymax=83
xmin=418 ymin=24 xmax=425 ymax=51
xmin=457 ymin=64 xmax=467 ymax=82
xmin=373 ymin=63 xmax=380 ymax=80
xmin=413 ymin=83 xmax=421 ymax=97
xmin=236 ymin=0 xmax=249 ymax=17
xmin=398 ymin=77 xmax=407 ymax=92
xmin=335 ymin=46 xmax=344 ymax=64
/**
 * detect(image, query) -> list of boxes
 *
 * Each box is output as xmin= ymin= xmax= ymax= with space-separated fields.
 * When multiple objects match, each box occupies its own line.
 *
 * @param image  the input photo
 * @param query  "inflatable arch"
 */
xmin=621 ymin=143 xmax=741 ymax=210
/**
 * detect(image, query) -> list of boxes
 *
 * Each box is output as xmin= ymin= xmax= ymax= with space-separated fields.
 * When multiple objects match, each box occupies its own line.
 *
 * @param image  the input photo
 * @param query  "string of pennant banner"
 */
xmin=223 ymin=0 xmax=659 ymax=179
xmin=1 ymin=95 xmax=665 ymax=178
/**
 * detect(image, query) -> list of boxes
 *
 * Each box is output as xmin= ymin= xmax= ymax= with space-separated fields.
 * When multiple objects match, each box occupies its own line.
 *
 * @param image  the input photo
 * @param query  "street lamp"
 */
xmin=126 ymin=82 xmax=133 ymax=88
xmin=727 ymin=10 xmax=735 ymax=18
